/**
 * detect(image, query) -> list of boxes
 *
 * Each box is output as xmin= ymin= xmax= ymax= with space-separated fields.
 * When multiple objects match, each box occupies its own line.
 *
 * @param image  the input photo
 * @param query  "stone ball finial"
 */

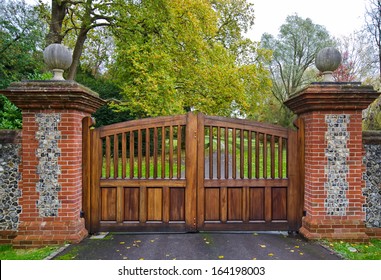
xmin=315 ymin=47 xmax=342 ymax=82
xmin=43 ymin=43 xmax=73 ymax=80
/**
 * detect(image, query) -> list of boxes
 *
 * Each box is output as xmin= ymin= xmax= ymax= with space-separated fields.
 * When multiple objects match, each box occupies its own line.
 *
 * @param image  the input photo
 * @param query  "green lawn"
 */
xmin=325 ymin=239 xmax=381 ymax=260
xmin=0 ymin=244 xmax=58 ymax=260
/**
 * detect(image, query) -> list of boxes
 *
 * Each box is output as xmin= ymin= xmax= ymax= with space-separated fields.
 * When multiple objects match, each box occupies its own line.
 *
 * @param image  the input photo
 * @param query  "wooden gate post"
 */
xmin=285 ymin=83 xmax=379 ymax=242
xmin=1 ymin=81 xmax=105 ymax=248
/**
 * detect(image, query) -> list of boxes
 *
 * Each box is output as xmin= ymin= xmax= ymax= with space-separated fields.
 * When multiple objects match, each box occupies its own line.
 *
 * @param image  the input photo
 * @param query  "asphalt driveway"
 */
xmin=51 ymin=232 xmax=341 ymax=260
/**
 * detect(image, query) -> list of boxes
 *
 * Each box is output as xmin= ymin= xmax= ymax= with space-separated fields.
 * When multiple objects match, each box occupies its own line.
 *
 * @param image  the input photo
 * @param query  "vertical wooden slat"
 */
xmin=129 ymin=131 xmax=134 ymax=179
xmin=217 ymin=127 xmax=221 ymax=179
xmin=209 ymin=126 xmax=213 ymax=179
xmin=145 ymin=128 xmax=150 ymax=179
xmin=139 ymin=186 xmax=147 ymax=223
xmin=105 ymin=136 xmax=111 ymax=178
xmin=90 ymin=129 xmax=102 ymax=233
xmin=240 ymin=129 xmax=244 ymax=179
xmin=82 ymin=116 xmax=94 ymax=232
xmin=255 ymin=133 xmax=259 ymax=179
xmin=169 ymin=126 xmax=174 ymax=179
xmin=265 ymin=186 xmax=272 ymax=222
xmin=287 ymin=129 xmax=299 ymax=230
xmin=122 ymin=133 xmax=126 ymax=179
xmin=177 ymin=125 xmax=182 ymax=179
xmin=161 ymin=127 xmax=166 ymax=178
xmin=138 ymin=129 xmax=142 ymax=178
xmin=154 ymin=127 xmax=158 ymax=179
xmin=263 ymin=134 xmax=267 ymax=179
xmin=232 ymin=128 xmax=236 ymax=179
xmin=248 ymin=131 xmax=252 ymax=179
xmin=271 ymin=135 xmax=275 ymax=179
xmin=225 ymin=127 xmax=229 ymax=179
xmin=220 ymin=187 xmax=227 ymax=222
xmin=197 ymin=113 xmax=206 ymax=228
xmin=116 ymin=186 xmax=124 ymax=223
xmin=163 ymin=186 xmax=170 ymax=223
xmin=114 ymin=134 xmax=119 ymax=178
xmin=278 ymin=137 xmax=283 ymax=179
xmin=243 ymin=186 xmax=249 ymax=222
xmin=186 ymin=112 xmax=198 ymax=231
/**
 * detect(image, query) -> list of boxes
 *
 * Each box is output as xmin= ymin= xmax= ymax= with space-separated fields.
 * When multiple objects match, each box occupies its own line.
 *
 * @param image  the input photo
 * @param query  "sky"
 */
xmin=247 ymin=0 xmax=368 ymax=41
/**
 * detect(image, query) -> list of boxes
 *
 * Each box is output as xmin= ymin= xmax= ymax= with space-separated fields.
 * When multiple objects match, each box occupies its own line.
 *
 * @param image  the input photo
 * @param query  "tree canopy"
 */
xmin=110 ymin=0 xmax=272 ymax=118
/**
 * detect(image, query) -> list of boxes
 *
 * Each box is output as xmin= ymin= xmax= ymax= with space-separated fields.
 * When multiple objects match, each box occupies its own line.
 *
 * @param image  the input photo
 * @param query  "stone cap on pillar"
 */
xmin=0 ymin=80 xmax=106 ymax=114
xmin=284 ymin=82 xmax=380 ymax=115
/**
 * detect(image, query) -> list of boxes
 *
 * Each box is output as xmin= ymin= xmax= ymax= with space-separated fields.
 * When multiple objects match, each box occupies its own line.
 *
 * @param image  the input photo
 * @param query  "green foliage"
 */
xmin=326 ymin=239 xmax=381 ymax=260
xmin=75 ymin=70 xmax=136 ymax=127
xmin=110 ymin=0 xmax=272 ymax=119
xmin=0 ymin=95 xmax=22 ymax=129
xmin=0 ymin=0 xmax=47 ymax=89
xmin=261 ymin=14 xmax=335 ymax=126
xmin=0 ymin=244 xmax=58 ymax=260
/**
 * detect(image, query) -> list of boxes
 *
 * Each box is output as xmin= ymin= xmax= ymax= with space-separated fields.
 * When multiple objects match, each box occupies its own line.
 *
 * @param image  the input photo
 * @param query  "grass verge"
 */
xmin=323 ymin=239 xmax=381 ymax=260
xmin=0 ymin=244 xmax=59 ymax=260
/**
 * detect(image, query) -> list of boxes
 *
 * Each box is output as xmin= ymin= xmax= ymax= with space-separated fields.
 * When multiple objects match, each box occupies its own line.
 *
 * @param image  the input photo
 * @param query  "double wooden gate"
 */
xmin=83 ymin=113 xmax=303 ymax=233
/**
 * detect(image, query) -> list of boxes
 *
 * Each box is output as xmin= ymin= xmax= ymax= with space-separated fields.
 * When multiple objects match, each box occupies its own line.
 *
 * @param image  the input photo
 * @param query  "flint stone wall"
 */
xmin=0 ymin=130 xmax=21 ymax=230
xmin=363 ymin=131 xmax=381 ymax=228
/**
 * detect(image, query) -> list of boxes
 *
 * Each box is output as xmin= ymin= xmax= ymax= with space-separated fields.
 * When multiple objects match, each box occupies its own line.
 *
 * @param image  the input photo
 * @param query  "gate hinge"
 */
xmin=80 ymin=210 xmax=85 ymax=218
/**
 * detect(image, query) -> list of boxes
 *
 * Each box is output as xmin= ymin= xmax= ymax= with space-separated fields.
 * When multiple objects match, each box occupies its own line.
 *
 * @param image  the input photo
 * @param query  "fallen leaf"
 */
xmin=150 ymin=240 xmax=155 ymax=243
xmin=126 ymin=247 xmax=131 ymax=249
xmin=253 ymin=233 xmax=258 ymax=236
xmin=205 ymin=241 xmax=210 ymax=244
xmin=123 ymin=257 xmax=128 ymax=260
xmin=268 ymin=253 xmax=274 ymax=257
xmin=252 ymin=258 xmax=257 ymax=260
xmin=172 ymin=258 xmax=177 ymax=260
xmin=299 ymin=252 xmax=304 ymax=256
xmin=294 ymin=245 xmax=299 ymax=248
xmin=139 ymin=258 xmax=144 ymax=260
xmin=290 ymin=250 xmax=295 ymax=253
xmin=120 ymin=242 xmax=125 ymax=245
xmin=136 ymin=240 xmax=141 ymax=243
xmin=165 ymin=254 xmax=170 ymax=257
xmin=259 ymin=244 xmax=266 ymax=248
xmin=116 ymin=250 xmax=120 ymax=252
xmin=218 ymin=255 xmax=224 ymax=259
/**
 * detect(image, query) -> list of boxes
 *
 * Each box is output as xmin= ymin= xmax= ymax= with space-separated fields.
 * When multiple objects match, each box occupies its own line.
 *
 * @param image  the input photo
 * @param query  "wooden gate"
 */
xmin=83 ymin=113 xmax=303 ymax=233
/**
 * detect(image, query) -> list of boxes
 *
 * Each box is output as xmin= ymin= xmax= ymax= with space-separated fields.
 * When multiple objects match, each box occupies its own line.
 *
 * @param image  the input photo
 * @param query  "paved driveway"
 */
xmin=52 ymin=232 xmax=341 ymax=260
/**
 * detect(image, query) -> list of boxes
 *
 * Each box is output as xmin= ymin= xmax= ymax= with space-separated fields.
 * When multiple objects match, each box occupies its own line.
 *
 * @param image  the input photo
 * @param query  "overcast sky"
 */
xmin=247 ymin=0 xmax=368 ymax=41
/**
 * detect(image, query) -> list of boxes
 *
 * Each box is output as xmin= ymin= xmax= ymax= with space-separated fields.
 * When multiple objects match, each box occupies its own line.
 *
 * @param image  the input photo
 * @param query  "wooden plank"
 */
xmin=99 ymin=115 xmax=187 ymax=137
xmin=122 ymin=133 xmax=127 ymax=179
xmin=169 ymin=126 xmax=174 ymax=179
xmin=225 ymin=127 xmax=229 ymax=179
xmin=220 ymin=187 xmax=227 ymax=222
xmin=272 ymin=187 xmax=287 ymax=220
xmin=177 ymin=125 xmax=182 ymax=179
xmin=227 ymin=188 xmax=242 ymax=221
xmin=138 ymin=129 xmax=142 ymax=179
xmin=129 ymin=131 xmax=134 ymax=179
xmin=240 ymin=129 xmax=244 ymax=179
xmin=163 ymin=186 xmax=170 ymax=223
xmin=217 ymin=127 xmax=221 ymax=179
xmin=196 ymin=113 xmax=206 ymax=229
xmin=90 ymin=128 xmax=102 ymax=233
xmin=232 ymin=128 xmax=236 ymax=179
xmin=161 ymin=126 xmax=166 ymax=179
xmin=185 ymin=112 xmax=198 ymax=231
xmin=105 ymin=136 xmax=111 ymax=178
xmin=296 ymin=118 xmax=305 ymax=229
xmin=124 ymin=188 xmax=139 ymax=221
xmin=101 ymin=188 xmax=116 ymax=221
xmin=114 ymin=134 xmax=119 ymax=178
xmin=139 ymin=186 xmax=147 ymax=222
xmin=209 ymin=126 xmax=213 ymax=179
xmin=116 ymin=186 xmax=124 ymax=223
xmin=249 ymin=188 xmax=265 ymax=220
xmin=287 ymin=129 xmax=299 ymax=230
xmin=248 ymin=131 xmax=252 ymax=179
xmin=146 ymin=128 xmax=150 ymax=179
xmin=147 ymin=188 xmax=163 ymax=221
xmin=271 ymin=135 xmax=275 ymax=179
xmin=100 ymin=179 xmax=186 ymax=187
xmin=170 ymin=188 xmax=185 ymax=221
xmin=255 ymin=133 xmax=260 ymax=179
xmin=82 ymin=116 xmax=94 ymax=232
xmin=204 ymin=179 xmax=288 ymax=187
xmin=265 ymin=185 xmax=272 ymax=222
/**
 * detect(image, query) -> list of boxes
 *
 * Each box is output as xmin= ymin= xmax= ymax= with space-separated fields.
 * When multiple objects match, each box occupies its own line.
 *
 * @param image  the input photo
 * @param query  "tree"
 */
xmin=365 ymin=0 xmax=381 ymax=80
xmin=261 ymin=15 xmax=334 ymax=126
xmin=43 ymin=0 xmax=119 ymax=80
xmin=110 ymin=0 xmax=272 ymax=119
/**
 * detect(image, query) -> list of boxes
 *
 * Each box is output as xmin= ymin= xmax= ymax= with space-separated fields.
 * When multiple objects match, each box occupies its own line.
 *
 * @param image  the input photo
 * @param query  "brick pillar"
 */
xmin=285 ymin=83 xmax=379 ymax=242
xmin=1 ymin=81 xmax=105 ymax=248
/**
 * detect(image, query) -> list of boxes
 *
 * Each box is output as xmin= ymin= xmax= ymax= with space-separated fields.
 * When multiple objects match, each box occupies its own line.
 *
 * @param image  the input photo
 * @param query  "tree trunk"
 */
xmin=67 ymin=27 xmax=89 ymax=80
xmin=46 ymin=0 xmax=67 ymax=45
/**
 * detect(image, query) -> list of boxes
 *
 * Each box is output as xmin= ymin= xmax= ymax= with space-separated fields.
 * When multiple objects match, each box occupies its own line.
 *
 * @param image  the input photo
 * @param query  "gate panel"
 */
xmin=197 ymin=115 xmax=300 ymax=231
xmin=88 ymin=115 xmax=195 ymax=233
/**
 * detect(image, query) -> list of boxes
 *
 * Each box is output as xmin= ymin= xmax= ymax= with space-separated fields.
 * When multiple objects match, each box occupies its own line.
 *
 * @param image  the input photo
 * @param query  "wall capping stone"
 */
xmin=0 ymin=80 xmax=106 ymax=114
xmin=0 ymin=130 xmax=21 ymax=144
